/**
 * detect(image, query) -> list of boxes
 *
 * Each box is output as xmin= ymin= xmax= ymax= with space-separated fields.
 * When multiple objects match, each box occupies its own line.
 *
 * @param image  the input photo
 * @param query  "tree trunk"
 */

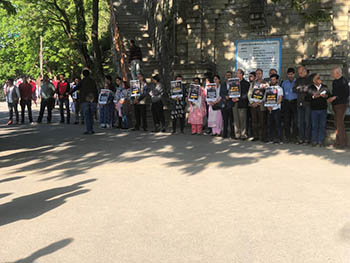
xmin=92 ymin=0 xmax=105 ymax=89
xmin=73 ymin=0 xmax=93 ymax=69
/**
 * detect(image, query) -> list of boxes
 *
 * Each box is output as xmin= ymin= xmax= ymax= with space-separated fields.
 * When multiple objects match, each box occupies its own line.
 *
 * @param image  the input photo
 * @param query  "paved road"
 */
xmin=1 ymin=102 xmax=350 ymax=263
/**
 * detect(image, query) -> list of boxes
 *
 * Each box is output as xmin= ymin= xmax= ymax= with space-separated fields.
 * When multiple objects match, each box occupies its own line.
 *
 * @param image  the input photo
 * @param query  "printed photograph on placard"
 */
xmin=171 ymin=80 xmax=183 ymax=99
xmin=98 ymin=89 xmax=111 ymax=105
xmin=130 ymin=80 xmax=140 ymax=97
xmin=206 ymin=83 xmax=217 ymax=102
xmin=251 ymin=83 xmax=267 ymax=103
xmin=188 ymin=84 xmax=200 ymax=102
xmin=264 ymin=86 xmax=278 ymax=107
xmin=228 ymin=78 xmax=241 ymax=98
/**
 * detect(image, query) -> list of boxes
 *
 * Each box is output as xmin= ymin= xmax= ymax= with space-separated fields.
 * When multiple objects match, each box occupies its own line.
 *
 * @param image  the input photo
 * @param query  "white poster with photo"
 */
xmin=171 ymin=80 xmax=183 ymax=99
xmin=98 ymin=89 xmax=112 ymax=105
xmin=264 ymin=86 xmax=279 ymax=107
xmin=188 ymin=84 xmax=200 ymax=102
xmin=206 ymin=83 xmax=217 ymax=102
xmin=130 ymin=80 xmax=140 ymax=97
xmin=228 ymin=78 xmax=241 ymax=98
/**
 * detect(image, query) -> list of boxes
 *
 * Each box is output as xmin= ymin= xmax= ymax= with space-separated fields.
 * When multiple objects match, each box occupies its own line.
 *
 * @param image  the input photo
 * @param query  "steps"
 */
xmin=112 ymin=0 xmax=159 ymax=80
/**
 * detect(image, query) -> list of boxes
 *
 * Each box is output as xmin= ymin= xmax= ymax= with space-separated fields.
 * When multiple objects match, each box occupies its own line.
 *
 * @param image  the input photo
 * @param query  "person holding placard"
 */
xmin=220 ymin=71 xmax=235 ymax=139
xmin=265 ymin=74 xmax=284 ymax=144
xmin=71 ymin=77 xmax=82 ymax=125
xmin=150 ymin=75 xmax=166 ymax=132
xmin=207 ymin=75 xmax=223 ymax=136
xmin=132 ymin=73 xmax=149 ymax=131
xmin=232 ymin=69 xmax=250 ymax=140
xmin=248 ymin=68 xmax=268 ymax=142
xmin=170 ymin=75 xmax=187 ymax=134
xmin=120 ymin=81 xmax=132 ymax=129
xmin=309 ymin=73 xmax=330 ymax=147
xmin=98 ymin=77 xmax=115 ymax=129
xmin=188 ymin=77 xmax=206 ymax=135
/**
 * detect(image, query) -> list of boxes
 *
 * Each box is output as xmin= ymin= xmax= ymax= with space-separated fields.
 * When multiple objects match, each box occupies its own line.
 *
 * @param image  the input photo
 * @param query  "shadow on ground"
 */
xmin=11 ymin=238 xmax=73 ymax=263
xmin=0 ymin=179 xmax=95 ymax=227
xmin=0 ymin=103 xmax=349 ymax=181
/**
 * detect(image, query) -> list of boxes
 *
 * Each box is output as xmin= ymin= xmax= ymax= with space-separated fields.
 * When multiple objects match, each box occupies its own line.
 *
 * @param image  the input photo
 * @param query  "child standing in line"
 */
xmin=188 ymin=77 xmax=207 ymax=135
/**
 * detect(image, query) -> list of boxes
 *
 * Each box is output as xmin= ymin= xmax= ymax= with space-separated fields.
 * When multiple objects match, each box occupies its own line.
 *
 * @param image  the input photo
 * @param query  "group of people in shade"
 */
xmin=3 ymin=66 xmax=349 ymax=149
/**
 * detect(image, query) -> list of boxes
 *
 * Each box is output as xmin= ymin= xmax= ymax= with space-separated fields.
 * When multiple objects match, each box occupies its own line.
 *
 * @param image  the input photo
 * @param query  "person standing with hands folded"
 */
xmin=328 ymin=67 xmax=349 ymax=149
xmin=309 ymin=73 xmax=330 ymax=147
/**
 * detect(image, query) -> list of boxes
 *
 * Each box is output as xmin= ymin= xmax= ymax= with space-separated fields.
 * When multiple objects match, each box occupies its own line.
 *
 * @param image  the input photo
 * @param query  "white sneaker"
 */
xmin=99 ymin=124 xmax=106 ymax=128
xmin=106 ymin=124 xmax=111 ymax=128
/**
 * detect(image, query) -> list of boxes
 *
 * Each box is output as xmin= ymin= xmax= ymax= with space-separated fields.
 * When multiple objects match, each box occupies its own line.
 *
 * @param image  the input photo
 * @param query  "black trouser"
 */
xmin=20 ymin=99 xmax=33 ymax=123
xmin=134 ymin=104 xmax=147 ymax=129
xmin=172 ymin=118 xmax=185 ymax=132
xmin=250 ymin=106 xmax=267 ymax=141
xmin=151 ymin=101 xmax=165 ymax=128
xmin=221 ymin=107 xmax=234 ymax=138
xmin=59 ymin=98 xmax=70 ymax=123
xmin=282 ymin=100 xmax=298 ymax=141
xmin=38 ymin=98 xmax=54 ymax=123
xmin=8 ymin=102 xmax=19 ymax=122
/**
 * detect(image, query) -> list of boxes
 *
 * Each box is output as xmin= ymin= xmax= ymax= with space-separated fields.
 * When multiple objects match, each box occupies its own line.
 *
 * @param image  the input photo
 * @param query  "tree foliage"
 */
xmin=0 ymin=0 xmax=111 ymax=84
xmin=272 ymin=0 xmax=331 ymax=23
xmin=0 ymin=0 xmax=16 ymax=14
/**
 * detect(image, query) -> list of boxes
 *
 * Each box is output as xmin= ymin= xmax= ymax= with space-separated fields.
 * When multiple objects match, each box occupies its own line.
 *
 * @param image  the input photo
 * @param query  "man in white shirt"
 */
xmin=4 ymin=78 xmax=20 ymax=125
xmin=265 ymin=74 xmax=284 ymax=144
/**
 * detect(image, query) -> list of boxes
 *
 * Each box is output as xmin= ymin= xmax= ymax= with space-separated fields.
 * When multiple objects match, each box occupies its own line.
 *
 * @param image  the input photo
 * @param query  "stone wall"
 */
xmin=168 ymin=0 xmax=350 ymax=81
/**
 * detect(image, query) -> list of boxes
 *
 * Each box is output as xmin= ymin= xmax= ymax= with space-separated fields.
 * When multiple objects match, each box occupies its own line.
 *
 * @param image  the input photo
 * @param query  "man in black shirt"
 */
xmin=128 ymin=40 xmax=143 ymax=80
xmin=293 ymin=66 xmax=312 ymax=144
xmin=220 ymin=71 xmax=235 ymax=139
xmin=72 ymin=69 xmax=98 ymax=134
xmin=232 ymin=69 xmax=250 ymax=140
xmin=328 ymin=67 xmax=349 ymax=148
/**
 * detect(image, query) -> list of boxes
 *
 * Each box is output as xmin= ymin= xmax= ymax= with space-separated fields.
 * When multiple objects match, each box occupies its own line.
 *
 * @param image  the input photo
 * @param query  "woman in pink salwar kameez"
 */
xmin=208 ymin=75 xmax=223 ymax=136
xmin=188 ymin=77 xmax=207 ymax=135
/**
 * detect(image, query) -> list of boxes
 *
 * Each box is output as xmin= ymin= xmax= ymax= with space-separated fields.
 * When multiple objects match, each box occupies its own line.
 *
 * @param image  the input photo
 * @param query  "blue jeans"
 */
xmin=82 ymin=102 xmax=97 ymax=132
xmin=311 ymin=110 xmax=327 ymax=144
xmin=99 ymin=104 xmax=112 ymax=125
xmin=267 ymin=109 xmax=282 ymax=141
xmin=297 ymin=105 xmax=311 ymax=142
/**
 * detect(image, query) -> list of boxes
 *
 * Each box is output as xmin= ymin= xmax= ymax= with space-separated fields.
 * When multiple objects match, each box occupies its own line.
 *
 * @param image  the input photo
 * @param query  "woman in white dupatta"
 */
xmin=208 ymin=75 xmax=223 ymax=136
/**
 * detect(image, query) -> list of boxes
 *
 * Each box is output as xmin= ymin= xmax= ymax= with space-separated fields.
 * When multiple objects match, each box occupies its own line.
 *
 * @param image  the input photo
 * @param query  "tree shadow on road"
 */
xmin=0 ymin=106 xmax=349 ymax=180
xmin=0 ymin=179 xmax=96 ymax=227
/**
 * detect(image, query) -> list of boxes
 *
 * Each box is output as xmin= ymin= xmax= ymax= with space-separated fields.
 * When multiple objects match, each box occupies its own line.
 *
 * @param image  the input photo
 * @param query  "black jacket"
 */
xmin=220 ymin=81 xmax=234 ymax=109
xmin=293 ymin=76 xmax=312 ymax=107
xmin=129 ymin=46 xmax=142 ymax=63
xmin=237 ymin=79 xmax=250 ymax=108
xmin=309 ymin=84 xmax=330 ymax=111
xmin=73 ymin=77 xmax=98 ymax=103
xmin=332 ymin=76 xmax=349 ymax=105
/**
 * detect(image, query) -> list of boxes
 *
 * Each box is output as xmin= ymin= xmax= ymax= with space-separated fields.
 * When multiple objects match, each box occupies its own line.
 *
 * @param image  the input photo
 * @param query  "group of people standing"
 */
xmin=3 ymin=65 xmax=349 ymax=149
xmin=181 ymin=66 xmax=349 ymax=149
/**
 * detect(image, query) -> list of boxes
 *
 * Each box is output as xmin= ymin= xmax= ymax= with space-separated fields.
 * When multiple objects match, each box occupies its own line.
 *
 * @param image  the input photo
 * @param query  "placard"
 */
xmin=130 ymin=80 xmax=140 ymax=97
xmin=206 ymin=83 xmax=217 ymax=102
xmin=189 ymin=84 xmax=200 ymax=102
xmin=264 ymin=86 xmax=279 ymax=107
xmin=98 ymin=89 xmax=112 ymax=105
xmin=251 ymin=83 xmax=267 ymax=103
xmin=170 ymin=80 xmax=183 ymax=99
xmin=235 ymin=39 xmax=282 ymax=79
xmin=228 ymin=78 xmax=241 ymax=98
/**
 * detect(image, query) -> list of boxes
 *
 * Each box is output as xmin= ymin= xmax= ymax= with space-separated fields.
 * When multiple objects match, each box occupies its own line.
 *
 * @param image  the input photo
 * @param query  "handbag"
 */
xmin=212 ymin=100 xmax=226 ymax=111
